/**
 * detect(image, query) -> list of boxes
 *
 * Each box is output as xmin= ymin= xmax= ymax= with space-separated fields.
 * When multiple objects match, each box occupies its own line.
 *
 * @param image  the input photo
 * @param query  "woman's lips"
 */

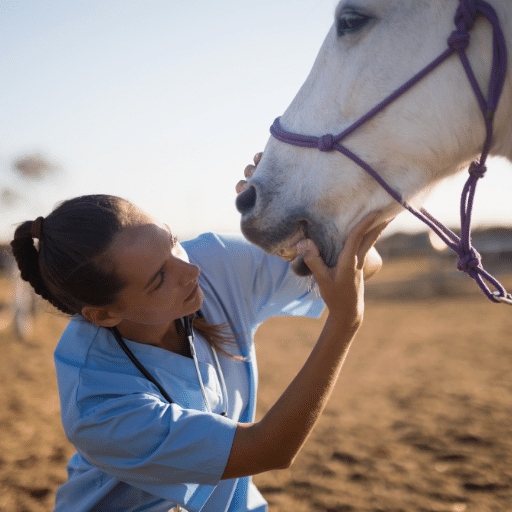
xmin=185 ymin=283 xmax=199 ymax=302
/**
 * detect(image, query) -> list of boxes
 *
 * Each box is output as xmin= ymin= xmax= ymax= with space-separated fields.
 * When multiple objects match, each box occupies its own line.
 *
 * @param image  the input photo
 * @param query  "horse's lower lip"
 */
xmin=273 ymin=223 xmax=308 ymax=262
xmin=291 ymin=253 xmax=312 ymax=276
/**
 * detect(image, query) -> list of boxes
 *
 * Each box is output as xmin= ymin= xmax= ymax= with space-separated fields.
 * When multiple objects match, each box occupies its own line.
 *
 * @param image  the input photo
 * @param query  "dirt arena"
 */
xmin=0 ymin=255 xmax=511 ymax=512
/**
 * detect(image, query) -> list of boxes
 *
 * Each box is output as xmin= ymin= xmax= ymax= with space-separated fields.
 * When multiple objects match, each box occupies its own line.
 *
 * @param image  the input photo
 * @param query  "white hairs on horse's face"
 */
xmin=240 ymin=0 xmax=512 ymax=268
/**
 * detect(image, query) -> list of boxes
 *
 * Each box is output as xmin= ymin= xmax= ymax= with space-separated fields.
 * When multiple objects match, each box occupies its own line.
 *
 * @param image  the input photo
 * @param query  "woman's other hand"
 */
xmin=236 ymin=152 xmax=262 ymax=194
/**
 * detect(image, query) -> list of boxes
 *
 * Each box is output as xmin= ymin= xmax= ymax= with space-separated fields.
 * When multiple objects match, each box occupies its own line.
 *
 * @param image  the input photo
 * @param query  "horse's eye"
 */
xmin=336 ymin=12 xmax=370 ymax=37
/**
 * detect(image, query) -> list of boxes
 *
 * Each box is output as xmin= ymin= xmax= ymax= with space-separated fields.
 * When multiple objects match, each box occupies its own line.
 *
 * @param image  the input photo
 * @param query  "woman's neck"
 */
xmin=115 ymin=319 xmax=192 ymax=357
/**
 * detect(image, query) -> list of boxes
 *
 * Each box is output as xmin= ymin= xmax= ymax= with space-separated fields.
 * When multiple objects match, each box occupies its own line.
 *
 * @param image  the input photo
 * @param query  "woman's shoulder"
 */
xmin=183 ymin=232 xmax=251 ymax=255
xmin=183 ymin=232 xmax=266 ymax=273
xmin=55 ymin=316 xmax=103 ymax=365
xmin=54 ymin=317 xmax=129 ymax=377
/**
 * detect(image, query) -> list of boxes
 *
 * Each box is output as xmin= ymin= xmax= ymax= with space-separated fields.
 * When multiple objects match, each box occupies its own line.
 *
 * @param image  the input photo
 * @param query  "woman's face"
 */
xmin=104 ymin=215 xmax=204 ymax=326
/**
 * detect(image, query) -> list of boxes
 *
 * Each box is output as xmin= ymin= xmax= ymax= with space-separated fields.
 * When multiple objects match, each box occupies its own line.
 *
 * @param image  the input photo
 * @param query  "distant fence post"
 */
xmin=8 ymin=254 xmax=37 ymax=340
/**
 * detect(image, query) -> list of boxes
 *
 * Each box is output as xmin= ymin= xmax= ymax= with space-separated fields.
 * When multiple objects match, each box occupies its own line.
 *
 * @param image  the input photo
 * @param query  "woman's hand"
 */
xmin=296 ymin=213 xmax=389 ymax=328
xmin=236 ymin=152 xmax=262 ymax=194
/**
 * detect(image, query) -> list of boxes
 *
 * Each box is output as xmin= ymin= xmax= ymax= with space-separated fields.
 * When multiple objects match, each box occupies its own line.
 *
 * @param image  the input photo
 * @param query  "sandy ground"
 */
xmin=0 ymin=255 xmax=511 ymax=512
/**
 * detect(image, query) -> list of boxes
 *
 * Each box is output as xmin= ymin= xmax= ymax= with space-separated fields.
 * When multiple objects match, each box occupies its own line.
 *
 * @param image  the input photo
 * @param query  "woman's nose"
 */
xmin=178 ymin=261 xmax=201 ymax=286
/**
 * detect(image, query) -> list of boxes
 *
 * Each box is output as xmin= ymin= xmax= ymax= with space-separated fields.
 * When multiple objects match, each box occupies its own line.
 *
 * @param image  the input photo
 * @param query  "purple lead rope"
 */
xmin=270 ymin=0 xmax=511 ymax=304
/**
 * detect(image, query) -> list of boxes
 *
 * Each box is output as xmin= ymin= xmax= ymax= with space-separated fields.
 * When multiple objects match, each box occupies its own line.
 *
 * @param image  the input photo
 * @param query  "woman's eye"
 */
xmin=337 ymin=12 xmax=371 ymax=37
xmin=154 ymin=269 xmax=166 ymax=290
xmin=152 ymin=234 xmax=178 ymax=291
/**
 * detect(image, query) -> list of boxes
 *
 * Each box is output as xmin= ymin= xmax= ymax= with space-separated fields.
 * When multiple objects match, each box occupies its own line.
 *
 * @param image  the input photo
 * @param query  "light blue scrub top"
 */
xmin=53 ymin=233 xmax=324 ymax=512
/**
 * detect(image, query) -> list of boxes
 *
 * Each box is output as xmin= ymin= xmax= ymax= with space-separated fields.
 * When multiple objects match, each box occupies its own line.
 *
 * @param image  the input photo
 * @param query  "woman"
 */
xmin=10 ymin=158 xmax=387 ymax=512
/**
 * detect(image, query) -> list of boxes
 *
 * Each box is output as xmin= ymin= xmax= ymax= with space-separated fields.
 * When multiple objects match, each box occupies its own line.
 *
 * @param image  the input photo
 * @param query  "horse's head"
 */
xmin=237 ymin=0 xmax=511 ymax=275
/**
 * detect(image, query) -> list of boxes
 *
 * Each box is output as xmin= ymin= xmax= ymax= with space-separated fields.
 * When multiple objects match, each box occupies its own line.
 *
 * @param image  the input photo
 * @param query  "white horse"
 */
xmin=237 ymin=0 xmax=512 ymax=277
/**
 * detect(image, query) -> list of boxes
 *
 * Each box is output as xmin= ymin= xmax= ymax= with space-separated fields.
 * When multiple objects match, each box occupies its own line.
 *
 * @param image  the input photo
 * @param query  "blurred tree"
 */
xmin=1 ymin=152 xmax=60 ymax=212
xmin=12 ymin=152 xmax=58 ymax=180
xmin=0 ymin=187 xmax=19 ymax=207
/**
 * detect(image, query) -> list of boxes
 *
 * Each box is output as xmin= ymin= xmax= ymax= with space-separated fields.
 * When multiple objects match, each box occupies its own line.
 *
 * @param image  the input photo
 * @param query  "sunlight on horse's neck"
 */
xmin=495 ymin=0 xmax=512 ymax=161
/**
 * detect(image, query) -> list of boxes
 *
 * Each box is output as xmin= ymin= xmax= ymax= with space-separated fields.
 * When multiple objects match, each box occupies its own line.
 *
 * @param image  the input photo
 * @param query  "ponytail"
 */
xmin=10 ymin=195 xmax=127 ymax=316
xmin=11 ymin=219 xmax=73 ymax=314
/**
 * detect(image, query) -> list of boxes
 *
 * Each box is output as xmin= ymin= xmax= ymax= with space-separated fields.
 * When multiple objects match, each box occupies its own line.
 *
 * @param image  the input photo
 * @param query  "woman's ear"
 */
xmin=81 ymin=306 xmax=121 ymax=327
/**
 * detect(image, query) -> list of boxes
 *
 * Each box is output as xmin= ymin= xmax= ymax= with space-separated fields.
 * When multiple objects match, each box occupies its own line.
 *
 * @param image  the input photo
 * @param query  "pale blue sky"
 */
xmin=1 ymin=0 xmax=511 ymax=242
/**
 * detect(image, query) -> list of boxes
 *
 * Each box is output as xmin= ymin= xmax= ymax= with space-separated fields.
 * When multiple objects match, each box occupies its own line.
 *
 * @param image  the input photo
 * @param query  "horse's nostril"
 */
xmin=236 ymin=185 xmax=257 ymax=214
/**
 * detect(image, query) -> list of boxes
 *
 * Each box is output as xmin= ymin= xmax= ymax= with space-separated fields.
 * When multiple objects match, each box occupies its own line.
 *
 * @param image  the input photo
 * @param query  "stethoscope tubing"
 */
xmin=110 ymin=325 xmax=174 ymax=404
xmin=110 ymin=313 xmax=228 ymax=416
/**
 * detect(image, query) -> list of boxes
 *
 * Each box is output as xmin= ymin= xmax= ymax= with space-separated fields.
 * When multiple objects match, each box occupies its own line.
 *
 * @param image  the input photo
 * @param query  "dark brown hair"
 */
xmin=10 ymin=194 xmax=235 ymax=355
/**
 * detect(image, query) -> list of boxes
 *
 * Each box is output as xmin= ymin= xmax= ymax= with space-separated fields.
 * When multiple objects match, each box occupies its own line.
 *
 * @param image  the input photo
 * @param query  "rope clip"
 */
xmin=492 ymin=292 xmax=512 ymax=305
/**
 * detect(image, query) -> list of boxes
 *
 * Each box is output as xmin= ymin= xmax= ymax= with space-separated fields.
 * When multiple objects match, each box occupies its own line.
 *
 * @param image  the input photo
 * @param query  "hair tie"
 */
xmin=31 ymin=216 xmax=44 ymax=240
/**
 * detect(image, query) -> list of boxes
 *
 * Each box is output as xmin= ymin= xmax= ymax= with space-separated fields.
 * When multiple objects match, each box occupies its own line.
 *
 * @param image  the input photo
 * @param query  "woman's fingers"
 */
xmin=355 ymin=221 xmax=390 ymax=269
xmin=236 ymin=180 xmax=248 ymax=194
xmin=338 ymin=213 xmax=381 ymax=269
xmin=244 ymin=153 xmax=262 ymax=178
xmin=293 ymin=213 xmax=389 ymax=317
xmin=237 ymin=152 xmax=263 ymax=193
xmin=297 ymin=240 xmax=330 ymax=283
xmin=244 ymin=164 xmax=255 ymax=179
xmin=297 ymin=213 xmax=384 ymax=279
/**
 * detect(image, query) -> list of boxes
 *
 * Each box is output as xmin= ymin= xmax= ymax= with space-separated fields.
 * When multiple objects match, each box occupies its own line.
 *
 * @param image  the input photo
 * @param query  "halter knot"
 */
xmin=454 ymin=0 xmax=478 ymax=32
xmin=318 ymin=134 xmax=335 ymax=152
xmin=457 ymin=247 xmax=482 ymax=275
xmin=468 ymin=160 xmax=486 ymax=178
xmin=448 ymin=30 xmax=470 ymax=51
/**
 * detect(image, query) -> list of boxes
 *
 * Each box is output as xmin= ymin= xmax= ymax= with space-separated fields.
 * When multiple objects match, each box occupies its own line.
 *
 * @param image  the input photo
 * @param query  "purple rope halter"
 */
xmin=270 ymin=0 xmax=511 ymax=305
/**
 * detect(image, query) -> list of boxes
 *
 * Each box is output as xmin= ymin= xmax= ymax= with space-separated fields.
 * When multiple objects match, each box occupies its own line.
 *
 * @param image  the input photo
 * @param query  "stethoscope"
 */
xmin=109 ymin=312 xmax=229 ymax=417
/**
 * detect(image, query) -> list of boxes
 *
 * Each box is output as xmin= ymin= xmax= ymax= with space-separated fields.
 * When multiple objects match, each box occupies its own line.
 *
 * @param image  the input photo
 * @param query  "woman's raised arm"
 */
xmin=222 ymin=213 xmax=388 ymax=480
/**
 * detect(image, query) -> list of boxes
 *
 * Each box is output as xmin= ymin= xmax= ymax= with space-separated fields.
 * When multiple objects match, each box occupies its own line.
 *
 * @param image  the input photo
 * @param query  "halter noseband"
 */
xmin=270 ymin=0 xmax=511 ymax=304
